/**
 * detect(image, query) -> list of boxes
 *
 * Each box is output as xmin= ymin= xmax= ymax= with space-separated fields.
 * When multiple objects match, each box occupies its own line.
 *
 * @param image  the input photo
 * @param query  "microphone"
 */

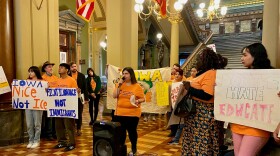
xmin=118 ymin=76 xmax=125 ymax=88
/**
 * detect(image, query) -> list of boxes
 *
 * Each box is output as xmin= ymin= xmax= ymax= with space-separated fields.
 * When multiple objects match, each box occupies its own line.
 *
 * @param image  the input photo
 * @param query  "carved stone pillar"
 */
xmin=251 ymin=18 xmax=257 ymax=32
xmin=0 ymin=0 xmax=15 ymax=104
xmin=235 ymin=20 xmax=240 ymax=33
xmin=219 ymin=23 xmax=225 ymax=34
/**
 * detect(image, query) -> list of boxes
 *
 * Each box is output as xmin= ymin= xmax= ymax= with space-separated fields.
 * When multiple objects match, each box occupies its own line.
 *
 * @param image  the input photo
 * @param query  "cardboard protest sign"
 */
xmin=0 ymin=66 xmax=11 ymax=95
xmin=12 ymin=80 xmax=48 ymax=110
xmin=46 ymin=88 xmax=78 ymax=119
xmin=170 ymin=82 xmax=182 ymax=109
xmin=107 ymin=65 xmax=171 ymax=113
xmin=214 ymin=69 xmax=280 ymax=132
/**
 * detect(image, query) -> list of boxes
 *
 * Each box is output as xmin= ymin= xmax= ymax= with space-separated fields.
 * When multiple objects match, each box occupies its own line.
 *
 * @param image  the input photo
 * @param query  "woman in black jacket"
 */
xmin=86 ymin=68 xmax=101 ymax=125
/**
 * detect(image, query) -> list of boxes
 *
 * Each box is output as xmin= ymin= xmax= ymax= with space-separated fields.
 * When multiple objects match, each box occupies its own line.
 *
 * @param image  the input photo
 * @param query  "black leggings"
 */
xmin=89 ymin=94 xmax=101 ymax=122
xmin=75 ymin=99 xmax=83 ymax=130
xmin=114 ymin=116 xmax=139 ymax=152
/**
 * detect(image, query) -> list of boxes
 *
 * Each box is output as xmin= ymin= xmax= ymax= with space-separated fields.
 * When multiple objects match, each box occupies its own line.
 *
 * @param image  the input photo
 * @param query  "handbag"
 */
xmin=174 ymin=91 xmax=196 ymax=118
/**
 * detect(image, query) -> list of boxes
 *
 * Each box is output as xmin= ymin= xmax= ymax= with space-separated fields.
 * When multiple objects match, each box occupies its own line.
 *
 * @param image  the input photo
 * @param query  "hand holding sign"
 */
xmin=273 ymin=123 xmax=280 ymax=143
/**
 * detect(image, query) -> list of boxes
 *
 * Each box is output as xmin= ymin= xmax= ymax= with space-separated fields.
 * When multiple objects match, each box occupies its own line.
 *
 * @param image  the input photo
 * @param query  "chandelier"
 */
xmin=134 ymin=0 xmax=188 ymax=21
xmin=196 ymin=0 xmax=227 ymax=22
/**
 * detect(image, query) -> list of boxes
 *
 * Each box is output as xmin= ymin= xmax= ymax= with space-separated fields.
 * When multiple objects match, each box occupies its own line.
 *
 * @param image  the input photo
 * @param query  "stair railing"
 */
xmin=181 ymin=3 xmax=214 ymax=73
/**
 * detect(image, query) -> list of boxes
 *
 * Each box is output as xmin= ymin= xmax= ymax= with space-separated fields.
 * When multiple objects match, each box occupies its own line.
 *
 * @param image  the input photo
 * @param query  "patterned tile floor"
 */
xmin=0 ymin=99 xmax=181 ymax=156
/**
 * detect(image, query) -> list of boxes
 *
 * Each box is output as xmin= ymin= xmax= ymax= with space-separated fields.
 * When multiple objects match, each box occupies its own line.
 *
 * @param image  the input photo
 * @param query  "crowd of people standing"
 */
xmin=19 ymin=42 xmax=280 ymax=156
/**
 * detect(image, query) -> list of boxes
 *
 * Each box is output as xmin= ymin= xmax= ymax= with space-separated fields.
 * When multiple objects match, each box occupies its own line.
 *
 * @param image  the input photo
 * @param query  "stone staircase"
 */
xmin=212 ymin=32 xmax=262 ymax=69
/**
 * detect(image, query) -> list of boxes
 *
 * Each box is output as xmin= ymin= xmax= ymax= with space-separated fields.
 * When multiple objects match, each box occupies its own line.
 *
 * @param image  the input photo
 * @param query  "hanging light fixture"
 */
xmin=134 ymin=0 xmax=188 ymax=21
xmin=196 ymin=0 xmax=227 ymax=22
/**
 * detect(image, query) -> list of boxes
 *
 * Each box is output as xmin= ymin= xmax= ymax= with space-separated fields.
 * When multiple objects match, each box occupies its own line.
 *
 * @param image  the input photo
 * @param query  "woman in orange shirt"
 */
xmin=113 ymin=67 xmax=145 ymax=156
xmin=181 ymin=48 xmax=224 ymax=155
xmin=231 ymin=43 xmax=273 ymax=156
xmin=185 ymin=67 xmax=197 ymax=81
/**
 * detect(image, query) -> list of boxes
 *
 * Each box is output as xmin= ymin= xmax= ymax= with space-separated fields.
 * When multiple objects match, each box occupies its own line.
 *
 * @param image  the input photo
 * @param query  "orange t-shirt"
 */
xmin=190 ymin=70 xmax=216 ymax=103
xmin=56 ymin=76 xmax=78 ymax=88
xmin=114 ymin=82 xmax=144 ymax=118
xmin=90 ymin=78 xmax=96 ymax=90
xmin=71 ymin=72 xmax=78 ymax=81
xmin=231 ymin=124 xmax=270 ymax=138
xmin=42 ymin=74 xmax=59 ymax=88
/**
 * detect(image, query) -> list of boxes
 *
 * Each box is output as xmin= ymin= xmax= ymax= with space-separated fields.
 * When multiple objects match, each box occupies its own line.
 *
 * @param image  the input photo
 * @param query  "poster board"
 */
xmin=12 ymin=80 xmax=49 ymax=110
xmin=214 ymin=69 xmax=280 ymax=132
xmin=46 ymin=88 xmax=78 ymax=119
xmin=12 ymin=79 xmax=78 ymax=119
xmin=0 ymin=66 xmax=11 ymax=95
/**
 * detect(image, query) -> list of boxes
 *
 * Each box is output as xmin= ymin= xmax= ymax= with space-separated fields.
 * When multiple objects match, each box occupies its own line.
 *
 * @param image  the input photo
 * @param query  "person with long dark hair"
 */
xmin=86 ymin=68 xmax=101 ymax=125
xmin=113 ymin=67 xmax=145 ymax=156
xmin=231 ymin=43 xmax=273 ymax=155
xmin=181 ymin=48 xmax=224 ymax=155
xmin=25 ymin=66 xmax=44 ymax=149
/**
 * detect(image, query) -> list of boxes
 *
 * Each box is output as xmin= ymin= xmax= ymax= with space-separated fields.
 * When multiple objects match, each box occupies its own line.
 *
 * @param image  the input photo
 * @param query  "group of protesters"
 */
xmin=24 ymin=62 xmax=101 ymax=152
xmin=21 ymin=42 xmax=280 ymax=155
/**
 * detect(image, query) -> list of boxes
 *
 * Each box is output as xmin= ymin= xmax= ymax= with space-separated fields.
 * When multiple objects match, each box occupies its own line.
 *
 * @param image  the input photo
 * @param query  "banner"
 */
xmin=170 ymin=82 xmax=182 ymax=109
xmin=107 ymin=65 xmax=171 ymax=113
xmin=46 ymin=88 xmax=78 ymax=119
xmin=214 ymin=69 xmax=280 ymax=132
xmin=0 ymin=66 xmax=11 ymax=95
xmin=12 ymin=80 xmax=49 ymax=110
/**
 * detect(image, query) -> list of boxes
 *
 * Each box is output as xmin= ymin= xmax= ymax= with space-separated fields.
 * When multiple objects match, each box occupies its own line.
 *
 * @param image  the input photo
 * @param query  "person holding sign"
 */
xmin=168 ymin=69 xmax=185 ymax=145
xmin=41 ymin=61 xmax=58 ymax=140
xmin=53 ymin=63 xmax=78 ymax=151
xmin=231 ymin=43 xmax=273 ymax=156
xmin=86 ymin=68 xmax=101 ymax=125
xmin=273 ymin=93 xmax=280 ymax=143
xmin=113 ymin=67 xmax=145 ymax=156
xmin=181 ymin=48 xmax=224 ymax=155
xmin=25 ymin=66 xmax=44 ymax=149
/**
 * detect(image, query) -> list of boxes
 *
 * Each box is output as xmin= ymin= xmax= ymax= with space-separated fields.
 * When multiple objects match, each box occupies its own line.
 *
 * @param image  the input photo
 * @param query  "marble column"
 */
xmin=169 ymin=20 xmax=180 ymax=66
xmin=106 ymin=0 xmax=138 ymax=69
xmin=0 ymin=0 xmax=15 ymax=104
xmin=262 ymin=0 xmax=280 ymax=68
xmin=13 ymin=0 xmax=59 ymax=79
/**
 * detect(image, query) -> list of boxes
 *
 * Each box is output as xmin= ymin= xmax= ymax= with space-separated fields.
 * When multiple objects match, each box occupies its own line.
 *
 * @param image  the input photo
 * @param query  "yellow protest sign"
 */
xmin=156 ymin=82 xmax=169 ymax=106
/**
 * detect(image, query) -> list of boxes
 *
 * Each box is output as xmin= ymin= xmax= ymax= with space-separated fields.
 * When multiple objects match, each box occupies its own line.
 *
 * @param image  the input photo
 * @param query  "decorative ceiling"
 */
xmin=90 ymin=0 xmax=264 ymax=51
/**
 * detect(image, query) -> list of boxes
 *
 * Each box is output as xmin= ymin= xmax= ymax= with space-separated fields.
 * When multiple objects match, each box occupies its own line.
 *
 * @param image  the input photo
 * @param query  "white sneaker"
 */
xmin=26 ymin=142 xmax=33 ymax=148
xmin=152 ymin=116 xmax=156 ymax=121
xmin=30 ymin=142 xmax=39 ymax=148
xmin=144 ymin=116 xmax=148 ymax=122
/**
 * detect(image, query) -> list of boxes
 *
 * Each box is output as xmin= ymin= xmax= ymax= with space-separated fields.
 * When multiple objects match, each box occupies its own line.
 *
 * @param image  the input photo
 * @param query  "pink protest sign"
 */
xmin=214 ymin=69 xmax=280 ymax=132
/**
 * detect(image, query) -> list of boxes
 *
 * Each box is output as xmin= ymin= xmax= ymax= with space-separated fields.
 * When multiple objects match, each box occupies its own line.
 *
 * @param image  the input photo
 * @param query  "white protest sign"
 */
xmin=214 ymin=69 xmax=280 ymax=132
xmin=46 ymin=88 xmax=78 ymax=119
xmin=0 ymin=66 xmax=11 ymax=95
xmin=12 ymin=80 xmax=48 ymax=110
xmin=170 ymin=82 xmax=182 ymax=109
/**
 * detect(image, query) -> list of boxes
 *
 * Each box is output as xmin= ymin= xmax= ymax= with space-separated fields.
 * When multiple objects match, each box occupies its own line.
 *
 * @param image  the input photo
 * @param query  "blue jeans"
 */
xmin=172 ymin=124 xmax=184 ymax=142
xmin=25 ymin=109 xmax=43 ymax=143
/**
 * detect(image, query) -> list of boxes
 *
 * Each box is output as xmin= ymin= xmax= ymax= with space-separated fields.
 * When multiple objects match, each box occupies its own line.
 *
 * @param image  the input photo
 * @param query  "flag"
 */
xmin=76 ymin=0 xmax=95 ymax=22
xmin=155 ymin=0 xmax=166 ymax=18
